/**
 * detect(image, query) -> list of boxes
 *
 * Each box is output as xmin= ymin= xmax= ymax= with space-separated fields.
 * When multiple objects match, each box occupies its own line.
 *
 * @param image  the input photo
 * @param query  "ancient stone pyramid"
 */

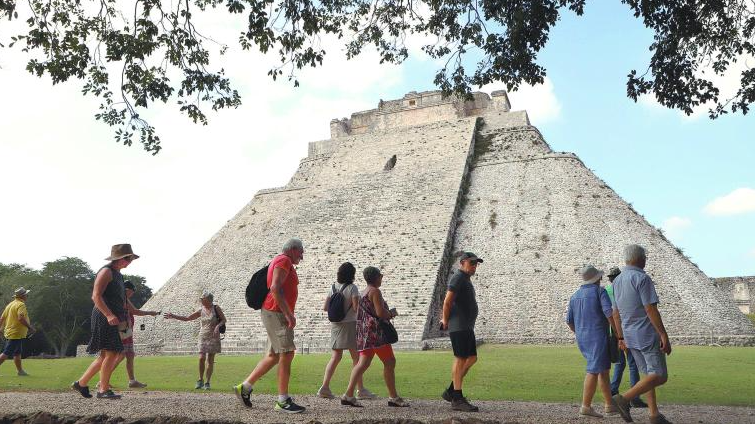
xmin=136 ymin=91 xmax=754 ymax=354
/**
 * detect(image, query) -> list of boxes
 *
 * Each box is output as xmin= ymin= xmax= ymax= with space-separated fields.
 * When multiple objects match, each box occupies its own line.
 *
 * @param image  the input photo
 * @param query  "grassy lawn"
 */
xmin=1 ymin=345 xmax=753 ymax=406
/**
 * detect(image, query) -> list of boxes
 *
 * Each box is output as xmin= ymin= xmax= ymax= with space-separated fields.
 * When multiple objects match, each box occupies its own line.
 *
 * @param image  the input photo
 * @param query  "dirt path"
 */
xmin=1 ymin=391 xmax=753 ymax=424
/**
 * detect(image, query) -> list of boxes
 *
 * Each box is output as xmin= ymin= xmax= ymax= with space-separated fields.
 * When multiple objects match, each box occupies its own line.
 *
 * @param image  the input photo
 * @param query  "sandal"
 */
xmin=71 ymin=381 xmax=92 ymax=398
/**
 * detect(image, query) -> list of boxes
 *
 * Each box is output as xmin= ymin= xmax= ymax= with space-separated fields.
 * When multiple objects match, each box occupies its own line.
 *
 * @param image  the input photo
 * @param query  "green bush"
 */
xmin=747 ymin=313 xmax=755 ymax=326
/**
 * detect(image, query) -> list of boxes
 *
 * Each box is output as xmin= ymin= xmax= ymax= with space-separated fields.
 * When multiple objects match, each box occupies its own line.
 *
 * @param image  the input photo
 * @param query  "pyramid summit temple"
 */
xmin=134 ymin=90 xmax=755 ymax=354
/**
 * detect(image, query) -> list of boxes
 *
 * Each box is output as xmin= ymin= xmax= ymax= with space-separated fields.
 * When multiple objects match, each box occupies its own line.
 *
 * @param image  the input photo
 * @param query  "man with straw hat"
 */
xmin=0 ymin=287 xmax=35 ymax=376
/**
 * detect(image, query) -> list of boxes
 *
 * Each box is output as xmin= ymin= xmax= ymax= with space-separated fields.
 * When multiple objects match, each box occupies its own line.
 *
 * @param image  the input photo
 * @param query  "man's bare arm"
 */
xmin=645 ymin=303 xmax=671 ymax=355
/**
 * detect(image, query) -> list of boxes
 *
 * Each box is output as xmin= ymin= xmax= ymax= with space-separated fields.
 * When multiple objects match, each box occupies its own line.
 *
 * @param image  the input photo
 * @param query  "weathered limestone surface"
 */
xmin=714 ymin=276 xmax=755 ymax=314
xmin=439 ymin=116 xmax=755 ymax=345
xmin=133 ymin=90 xmax=755 ymax=355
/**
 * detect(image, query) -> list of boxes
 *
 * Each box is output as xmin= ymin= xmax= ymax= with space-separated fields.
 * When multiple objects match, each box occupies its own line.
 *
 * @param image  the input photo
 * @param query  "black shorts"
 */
xmin=450 ymin=329 xmax=477 ymax=358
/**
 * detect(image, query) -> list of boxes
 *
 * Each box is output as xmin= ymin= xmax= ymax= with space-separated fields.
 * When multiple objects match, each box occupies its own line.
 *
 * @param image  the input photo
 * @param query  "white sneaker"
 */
xmin=317 ymin=386 xmax=335 ymax=399
xmin=356 ymin=387 xmax=377 ymax=400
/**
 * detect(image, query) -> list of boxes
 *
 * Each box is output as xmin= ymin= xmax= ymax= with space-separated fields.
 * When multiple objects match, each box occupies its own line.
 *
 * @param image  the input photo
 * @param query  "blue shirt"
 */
xmin=611 ymin=265 xmax=660 ymax=350
xmin=566 ymin=284 xmax=613 ymax=342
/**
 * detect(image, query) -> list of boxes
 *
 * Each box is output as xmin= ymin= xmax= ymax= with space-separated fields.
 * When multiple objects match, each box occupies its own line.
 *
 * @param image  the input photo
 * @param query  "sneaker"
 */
xmin=611 ymin=394 xmax=634 ymax=423
xmin=387 ymin=397 xmax=410 ymax=407
xmin=71 ymin=381 xmax=93 ymax=399
xmin=195 ymin=379 xmax=204 ymax=389
xmin=340 ymin=395 xmax=362 ymax=407
xmin=630 ymin=398 xmax=649 ymax=408
xmin=203 ymin=382 xmax=211 ymax=390
xmin=17 ymin=370 xmax=29 ymax=376
xmin=317 ymin=386 xmax=335 ymax=399
xmin=579 ymin=406 xmax=603 ymax=418
xmin=356 ymin=387 xmax=377 ymax=400
xmin=650 ymin=414 xmax=673 ymax=424
xmin=128 ymin=380 xmax=147 ymax=389
xmin=233 ymin=383 xmax=253 ymax=407
xmin=451 ymin=397 xmax=479 ymax=412
xmin=96 ymin=389 xmax=122 ymax=400
xmin=274 ymin=397 xmax=306 ymax=413
xmin=605 ymin=404 xmax=619 ymax=416
xmin=441 ymin=388 xmax=453 ymax=402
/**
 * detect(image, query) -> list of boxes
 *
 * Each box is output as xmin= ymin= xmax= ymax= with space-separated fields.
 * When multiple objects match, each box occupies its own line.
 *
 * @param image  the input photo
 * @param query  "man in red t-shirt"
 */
xmin=234 ymin=238 xmax=306 ymax=414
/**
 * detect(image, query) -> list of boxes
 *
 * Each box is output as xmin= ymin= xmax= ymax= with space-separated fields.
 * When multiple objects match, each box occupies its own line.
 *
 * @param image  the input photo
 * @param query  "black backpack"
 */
xmin=246 ymin=264 xmax=270 ymax=309
xmin=327 ymin=283 xmax=351 ymax=322
xmin=213 ymin=305 xmax=226 ymax=334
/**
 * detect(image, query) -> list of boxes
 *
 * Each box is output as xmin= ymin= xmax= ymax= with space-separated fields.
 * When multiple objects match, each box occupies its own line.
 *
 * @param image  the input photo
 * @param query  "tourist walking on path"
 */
xmin=606 ymin=267 xmax=647 ymax=408
xmin=439 ymin=252 xmax=483 ymax=412
xmin=71 ymin=244 xmax=138 ymax=400
xmin=0 ymin=287 xmax=35 ymax=376
xmin=233 ymin=238 xmax=306 ymax=413
xmin=165 ymin=290 xmax=226 ymax=390
xmin=112 ymin=280 xmax=160 ymax=389
xmin=317 ymin=262 xmax=376 ymax=400
xmin=611 ymin=244 xmax=673 ymax=424
xmin=340 ymin=266 xmax=409 ymax=408
xmin=566 ymin=265 xmax=619 ymax=418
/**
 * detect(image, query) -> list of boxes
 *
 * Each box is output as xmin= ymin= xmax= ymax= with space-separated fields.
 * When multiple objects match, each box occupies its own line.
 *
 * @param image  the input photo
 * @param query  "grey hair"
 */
xmin=624 ymin=244 xmax=647 ymax=264
xmin=201 ymin=290 xmax=213 ymax=302
xmin=282 ymin=238 xmax=304 ymax=252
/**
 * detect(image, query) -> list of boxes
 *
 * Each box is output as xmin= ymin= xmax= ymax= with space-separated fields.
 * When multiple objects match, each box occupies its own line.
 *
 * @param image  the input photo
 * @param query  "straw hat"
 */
xmin=105 ymin=244 xmax=140 ymax=261
xmin=14 ymin=287 xmax=30 ymax=297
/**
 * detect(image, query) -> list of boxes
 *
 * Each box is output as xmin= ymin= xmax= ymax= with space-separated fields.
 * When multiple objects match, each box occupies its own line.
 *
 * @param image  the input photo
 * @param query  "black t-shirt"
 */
xmin=448 ymin=269 xmax=478 ymax=332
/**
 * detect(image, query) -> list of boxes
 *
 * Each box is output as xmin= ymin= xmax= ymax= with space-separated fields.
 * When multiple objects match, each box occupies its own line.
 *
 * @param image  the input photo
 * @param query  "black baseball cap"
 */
xmin=459 ymin=252 xmax=483 ymax=263
xmin=123 ymin=280 xmax=136 ymax=291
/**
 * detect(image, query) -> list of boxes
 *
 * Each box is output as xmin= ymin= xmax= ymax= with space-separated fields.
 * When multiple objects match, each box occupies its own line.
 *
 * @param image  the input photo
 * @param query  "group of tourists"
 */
xmin=1 ymin=240 xmax=674 ymax=422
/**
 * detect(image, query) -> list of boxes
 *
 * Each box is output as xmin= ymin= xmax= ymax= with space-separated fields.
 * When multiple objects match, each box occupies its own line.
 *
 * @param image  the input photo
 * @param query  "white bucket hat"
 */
xmin=580 ymin=265 xmax=604 ymax=284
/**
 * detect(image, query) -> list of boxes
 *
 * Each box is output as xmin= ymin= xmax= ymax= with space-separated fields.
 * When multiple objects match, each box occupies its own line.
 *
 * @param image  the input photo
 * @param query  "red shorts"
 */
xmin=359 ymin=344 xmax=394 ymax=361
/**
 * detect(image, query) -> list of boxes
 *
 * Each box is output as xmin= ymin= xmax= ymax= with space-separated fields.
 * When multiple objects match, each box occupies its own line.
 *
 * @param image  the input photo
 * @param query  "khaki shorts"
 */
xmin=330 ymin=321 xmax=357 ymax=350
xmin=261 ymin=309 xmax=296 ymax=354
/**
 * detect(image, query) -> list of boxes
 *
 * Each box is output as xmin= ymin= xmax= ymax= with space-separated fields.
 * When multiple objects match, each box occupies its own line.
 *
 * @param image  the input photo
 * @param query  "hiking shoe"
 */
xmin=317 ymin=386 xmax=335 ymax=399
xmin=17 ymin=370 xmax=29 ymax=376
xmin=203 ymin=382 xmax=211 ymax=390
xmin=388 ymin=397 xmax=410 ymax=407
xmin=340 ymin=395 xmax=362 ymax=407
xmin=611 ymin=394 xmax=633 ymax=423
xmin=442 ymin=387 xmax=453 ymax=402
xmin=630 ymin=398 xmax=649 ymax=408
xmin=71 ymin=381 xmax=93 ymax=399
xmin=356 ymin=387 xmax=377 ymax=400
xmin=604 ymin=404 xmax=619 ymax=416
xmin=451 ymin=397 xmax=479 ymax=412
xmin=96 ymin=389 xmax=122 ymax=400
xmin=650 ymin=414 xmax=673 ymax=424
xmin=233 ymin=383 xmax=253 ymax=407
xmin=579 ymin=406 xmax=603 ymax=418
xmin=274 ymin=397 xmax=306 ymax=413
xmin=195 ymin=379 xmax=204 ymax=389
xmin=128 ymin=380 xmax=147 ymax=389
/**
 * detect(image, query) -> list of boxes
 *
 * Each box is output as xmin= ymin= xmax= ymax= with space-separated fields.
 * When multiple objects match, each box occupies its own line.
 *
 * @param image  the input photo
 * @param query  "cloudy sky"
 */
xmin=1 ymin=2 xmax=753 ymax=289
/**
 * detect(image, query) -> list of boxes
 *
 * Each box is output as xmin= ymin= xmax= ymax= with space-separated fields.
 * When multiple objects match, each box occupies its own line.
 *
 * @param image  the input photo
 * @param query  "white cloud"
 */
xmin=704 ymin=188 xmax=755 ymax=216
xmin=662 ymin=216 xmax=692 ymax=240
xmin=748 ymin=248 xmax=755 ymax=260
xmin=481 ymin=78 xmax=562 ymax=125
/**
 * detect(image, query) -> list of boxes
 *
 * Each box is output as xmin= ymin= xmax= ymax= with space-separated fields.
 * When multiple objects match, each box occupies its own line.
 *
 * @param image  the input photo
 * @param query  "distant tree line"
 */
xmin=0 ymin=257 xmax=151 ymax=357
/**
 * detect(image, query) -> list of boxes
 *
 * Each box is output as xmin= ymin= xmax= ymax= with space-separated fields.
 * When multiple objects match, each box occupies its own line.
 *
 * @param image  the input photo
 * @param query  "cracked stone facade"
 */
xmin=127 ymin=90 xmax=755 ymax=355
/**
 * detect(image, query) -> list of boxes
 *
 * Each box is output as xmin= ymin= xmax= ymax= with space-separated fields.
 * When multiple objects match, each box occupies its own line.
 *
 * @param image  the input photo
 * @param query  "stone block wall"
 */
xmin=136 ymin=117 xmax=479 ymax=354
xmin=714 ymin=277 xmax=755 ymax=314
xmin=440 ymin=115 xmax=755 ymax=345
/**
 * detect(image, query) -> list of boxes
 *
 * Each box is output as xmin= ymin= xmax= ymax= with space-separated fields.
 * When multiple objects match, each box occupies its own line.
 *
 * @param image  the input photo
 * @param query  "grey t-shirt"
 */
xmin=331 ymin=282 xmax=359 ymax=322
xmin=612 ymin=265 xmax=660 ymax=350
xmin=448 ymin=269 xmax=478 ymax=332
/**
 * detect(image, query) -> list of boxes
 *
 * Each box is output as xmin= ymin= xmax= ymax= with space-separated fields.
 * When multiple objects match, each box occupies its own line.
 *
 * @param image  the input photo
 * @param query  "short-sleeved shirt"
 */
xmin=566 ymin=284 xmax=613 ymax=337
xmin=448 ymin=269 xmax=478 ymax=332
xmin=612 ymin=265 xmax=660 ymax=350
xmin=330 ymin=283 xmax=360 ymax=322
xmin=262 ymin=254 xmax=299 ymax=313
xmin=1 ymin=299 xmax=29 ymax=339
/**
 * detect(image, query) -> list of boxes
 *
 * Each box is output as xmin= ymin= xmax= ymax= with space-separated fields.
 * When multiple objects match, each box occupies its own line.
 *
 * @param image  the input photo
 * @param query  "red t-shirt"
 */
xmin=262 ymin=254 xmax=299 ymax=313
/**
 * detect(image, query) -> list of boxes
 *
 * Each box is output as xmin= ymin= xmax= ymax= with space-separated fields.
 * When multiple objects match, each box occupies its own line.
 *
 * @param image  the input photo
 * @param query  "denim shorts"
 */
xmin=2 ymin=339 xmax=23 ymax=357
xmin=629 ymin=338 xmax=668 ymax=377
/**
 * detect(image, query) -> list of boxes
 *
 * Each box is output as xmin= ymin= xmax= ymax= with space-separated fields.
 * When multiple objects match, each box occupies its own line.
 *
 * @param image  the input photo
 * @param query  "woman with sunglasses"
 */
xmin=71 ymin=244 xmax=139 ymax=400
